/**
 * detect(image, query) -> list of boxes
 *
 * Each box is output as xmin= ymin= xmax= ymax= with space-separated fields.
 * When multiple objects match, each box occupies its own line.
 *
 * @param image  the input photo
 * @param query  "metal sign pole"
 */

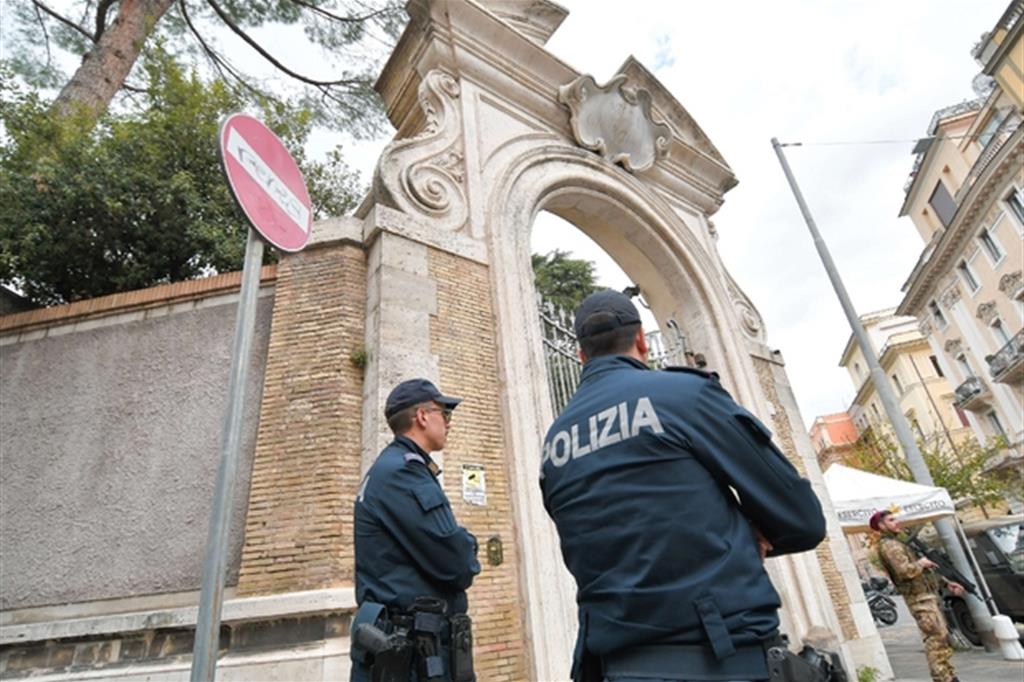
xmin=771 ymin=137 xmax=997 ymax=649
xmin=190 ymin=228 xmax=265 ymax=681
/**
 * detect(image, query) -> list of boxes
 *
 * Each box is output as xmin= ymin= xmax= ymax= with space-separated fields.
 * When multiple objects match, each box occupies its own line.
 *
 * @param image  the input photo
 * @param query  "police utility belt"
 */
xmin=352 ymin=597 xmax=474 ymax=682
xmin=595 ymin=634 xmax=847 ymax=682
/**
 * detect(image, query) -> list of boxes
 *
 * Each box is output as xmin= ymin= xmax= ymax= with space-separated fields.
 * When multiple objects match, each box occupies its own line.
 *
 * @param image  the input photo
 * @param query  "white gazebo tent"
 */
xmin=822 ymin=464 xmax=956 ymax=534
xmin=822 ymin=464 xmax=1024 ymax=657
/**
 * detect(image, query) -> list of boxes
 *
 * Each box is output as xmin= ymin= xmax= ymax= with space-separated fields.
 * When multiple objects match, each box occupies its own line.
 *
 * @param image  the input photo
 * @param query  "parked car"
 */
xmin=933 ymin=515 xmax=1024 ymax=645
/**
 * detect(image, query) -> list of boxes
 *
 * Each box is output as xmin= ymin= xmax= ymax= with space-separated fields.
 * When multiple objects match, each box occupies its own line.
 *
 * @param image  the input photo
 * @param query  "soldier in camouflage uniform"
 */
xmin=871 ymin=509 xmax=965 ymax=682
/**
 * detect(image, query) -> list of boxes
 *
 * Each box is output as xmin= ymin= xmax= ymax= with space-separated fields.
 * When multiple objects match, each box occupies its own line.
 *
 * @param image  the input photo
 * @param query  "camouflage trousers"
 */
xmin=907 ymin=594 xmax=957 ymax=682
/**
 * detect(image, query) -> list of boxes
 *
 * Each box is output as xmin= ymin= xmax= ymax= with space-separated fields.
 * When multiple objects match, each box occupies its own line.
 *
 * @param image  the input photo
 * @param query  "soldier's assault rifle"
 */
xmin=904 ymin=534 xmax=978 ymax=596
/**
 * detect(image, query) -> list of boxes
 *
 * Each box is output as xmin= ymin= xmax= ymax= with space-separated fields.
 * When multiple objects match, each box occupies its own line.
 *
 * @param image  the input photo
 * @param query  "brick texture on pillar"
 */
xmin=752 ymin=358 xmax=859 ymax=641
xmin=236 ymin=243 xmax=367 ymax=595
xmin=427 ymin=248 xmax=530 ymax=682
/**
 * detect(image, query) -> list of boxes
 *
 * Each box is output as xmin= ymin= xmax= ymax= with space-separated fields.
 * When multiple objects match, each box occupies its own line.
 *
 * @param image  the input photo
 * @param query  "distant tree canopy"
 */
xmin=0 ymin=55 xmax=362 ymax=305
xmin=8 ymin=0 xmax=404 ymax=132
xmin=846 ymin=426 xmax=1016 ymax=512
xmin=531 ymin=249 xmax=600 ymax=312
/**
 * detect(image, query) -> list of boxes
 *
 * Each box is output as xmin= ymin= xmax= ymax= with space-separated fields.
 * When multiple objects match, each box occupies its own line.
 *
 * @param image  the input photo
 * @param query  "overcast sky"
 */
xmin=322 ymin=0 xmax=1007 ymax=430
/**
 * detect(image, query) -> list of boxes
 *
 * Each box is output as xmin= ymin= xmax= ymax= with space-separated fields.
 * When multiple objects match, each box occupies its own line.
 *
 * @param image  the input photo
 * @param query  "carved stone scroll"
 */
xmin=998 ymin=271 xmax=1022 ymax=299
xmin=939 ymin=284 xmax=962 ymax=309
xmin=558 ymin=74 xmax=671 ymax=173
xmin=944 ymin=338 xmax=963 ymax=354
xmin=375 ymin=70 xmax=468 ymax=232
xmin=976 ymin=301 xmax=998 ymax=324
xmin=724 ymin=271 xmax=765 ymax=342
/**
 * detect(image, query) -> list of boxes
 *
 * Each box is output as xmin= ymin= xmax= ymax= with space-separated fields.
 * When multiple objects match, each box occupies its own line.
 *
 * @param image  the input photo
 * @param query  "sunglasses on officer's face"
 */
xmin=422 ymin=406 xmax=453 ymax=424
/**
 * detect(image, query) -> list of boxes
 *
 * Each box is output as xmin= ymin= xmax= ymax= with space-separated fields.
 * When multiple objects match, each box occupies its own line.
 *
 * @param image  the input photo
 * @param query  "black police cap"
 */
xmin=384 ymin=378 xmax=462 ymax=419
xmin=573 ymin=289 xmax=642 ymax=339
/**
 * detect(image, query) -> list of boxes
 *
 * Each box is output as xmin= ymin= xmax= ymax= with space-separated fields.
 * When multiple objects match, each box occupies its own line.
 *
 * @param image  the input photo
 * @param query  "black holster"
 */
xmin=450 ymin=614 xmax=475 ymax=682
xmin=353 ymin=622 xmax=413 ymax=682
xmin=411 ymin=597 xmax=447 ymax=682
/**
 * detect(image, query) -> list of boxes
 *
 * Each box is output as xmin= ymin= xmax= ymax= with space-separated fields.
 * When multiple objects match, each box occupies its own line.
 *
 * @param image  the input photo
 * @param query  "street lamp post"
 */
xmin=771 ymin=137 xmax=996 ymax=649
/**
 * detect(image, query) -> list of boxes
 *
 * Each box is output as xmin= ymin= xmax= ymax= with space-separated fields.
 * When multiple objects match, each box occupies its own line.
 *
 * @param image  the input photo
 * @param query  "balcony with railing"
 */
xmin=987 ymin=328 xmax=1024 ymax=385
xmin=954 ymin=375 xmax=993 ymax=412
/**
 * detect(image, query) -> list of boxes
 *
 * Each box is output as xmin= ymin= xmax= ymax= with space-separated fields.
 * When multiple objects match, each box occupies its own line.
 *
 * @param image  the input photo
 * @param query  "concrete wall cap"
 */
xmin=0 ymin=588 xmax=356 ymax=646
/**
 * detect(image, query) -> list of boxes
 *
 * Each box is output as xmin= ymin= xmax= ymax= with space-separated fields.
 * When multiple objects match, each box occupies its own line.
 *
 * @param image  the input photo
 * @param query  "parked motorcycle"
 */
xmin=862 ymin=577 xmax=899 ymax=626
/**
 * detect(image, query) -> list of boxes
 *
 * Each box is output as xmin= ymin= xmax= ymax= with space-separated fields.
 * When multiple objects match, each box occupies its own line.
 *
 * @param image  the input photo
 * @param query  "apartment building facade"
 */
xmin=809 ymin=412 xmax=860 ymax=471
xmin=838 ymin=310 xmax=976 ymax=453
xmin=896 ymin=0 xmax=1024 ymax=468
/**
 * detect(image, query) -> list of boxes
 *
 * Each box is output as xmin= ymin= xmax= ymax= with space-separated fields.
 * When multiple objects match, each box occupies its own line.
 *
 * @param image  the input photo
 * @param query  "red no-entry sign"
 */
xmin=219 ymin=113 xmax=312 ymax=252
xmin=195 ymin=116 xmax=314 ymax=681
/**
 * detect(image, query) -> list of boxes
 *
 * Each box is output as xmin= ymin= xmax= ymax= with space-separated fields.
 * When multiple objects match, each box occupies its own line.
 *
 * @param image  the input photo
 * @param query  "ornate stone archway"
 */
xmin=353 ymin=1 xmax=891 ymax=679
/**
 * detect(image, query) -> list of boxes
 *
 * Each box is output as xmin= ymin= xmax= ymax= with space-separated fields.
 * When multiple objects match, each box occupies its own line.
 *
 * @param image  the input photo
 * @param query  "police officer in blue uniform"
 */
xmin=351 ymin=379 xmax=481 ymax=682
xmin=541 ymin=290 xmax=827 ymax=682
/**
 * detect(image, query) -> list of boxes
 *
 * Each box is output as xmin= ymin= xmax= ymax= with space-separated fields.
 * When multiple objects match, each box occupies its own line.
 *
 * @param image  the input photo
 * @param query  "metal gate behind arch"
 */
xmin=537 ymin=297 xmax=689 ymax=414
xmin=537 ymin=298 xmax=582 ymax=414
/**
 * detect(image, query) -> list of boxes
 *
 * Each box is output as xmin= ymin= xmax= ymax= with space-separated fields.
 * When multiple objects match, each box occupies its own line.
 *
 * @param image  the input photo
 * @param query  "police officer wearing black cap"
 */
xmin=540 ymin=290 xmax=827 ymax=682
xmin=351 ymin=379 xmax=480 ymax=682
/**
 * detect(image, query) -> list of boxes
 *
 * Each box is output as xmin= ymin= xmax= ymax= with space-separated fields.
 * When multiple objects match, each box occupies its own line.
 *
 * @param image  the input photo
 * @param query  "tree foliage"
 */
xmin=7 ymin=0 xmax=404 ymax=132
xmin=0 ymin=54 xmax=363 ymax=305
xmin=845 ymin=426 xmax=1016 ymax=511
xmin=531 ymin=249 xmax=600 ymax=312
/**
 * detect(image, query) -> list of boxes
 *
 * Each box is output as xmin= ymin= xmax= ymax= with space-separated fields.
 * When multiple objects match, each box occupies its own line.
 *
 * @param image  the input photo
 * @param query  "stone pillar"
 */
xmin=751 ymin=348 xmax=894 ymax=679
xmin=360 ymin=219 xmax=441 ymax=467
xmin=359 ymin=204 xmax=531 ymax=681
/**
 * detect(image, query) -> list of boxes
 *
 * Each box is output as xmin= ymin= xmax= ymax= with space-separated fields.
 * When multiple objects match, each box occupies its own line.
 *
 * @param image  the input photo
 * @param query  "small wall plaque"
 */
xmin=486 ymin=536 xmax=503 ymax=566
xmin=461 ymin=464 xmax=486 ymax=506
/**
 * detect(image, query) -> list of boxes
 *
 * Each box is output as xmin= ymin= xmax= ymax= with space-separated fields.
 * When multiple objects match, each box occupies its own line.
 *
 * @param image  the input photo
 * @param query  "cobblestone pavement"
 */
xmin=877 ymin=596 xmax=1023 ymax=682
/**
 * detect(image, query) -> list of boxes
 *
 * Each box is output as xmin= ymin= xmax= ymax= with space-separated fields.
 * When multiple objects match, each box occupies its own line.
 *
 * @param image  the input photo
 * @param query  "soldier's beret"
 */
xmin=869 ymin=509 xmax=892 ymax=531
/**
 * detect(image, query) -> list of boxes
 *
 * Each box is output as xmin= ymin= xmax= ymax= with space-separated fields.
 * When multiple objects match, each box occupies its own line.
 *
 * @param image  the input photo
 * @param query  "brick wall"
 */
xmin=427 ymin=248 xmax=530 ymax=682
xmin=752 ymin=358 xmax=860 ymax=641
xmin=237 ymin=243 xmax=367 ymax=595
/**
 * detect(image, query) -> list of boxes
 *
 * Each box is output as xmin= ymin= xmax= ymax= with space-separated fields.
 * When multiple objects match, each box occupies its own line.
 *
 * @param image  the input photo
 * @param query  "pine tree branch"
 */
xmin=287 ymin=0 xmax=390 ymax=24
xmin=32 ymin=4 xmax=54 ymax=71
xmin=203 ymin=0 xmax=365 ymax=87
xmin=177 ymin=0 xmax=276 ymax=103
xmin=94 ymin=0 xmax=118 ymax=40
xmin=31 ymin=0 xmax=95 ymax=43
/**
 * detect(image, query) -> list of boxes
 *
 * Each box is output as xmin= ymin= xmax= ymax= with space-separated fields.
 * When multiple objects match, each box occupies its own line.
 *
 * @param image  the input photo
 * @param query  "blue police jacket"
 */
xmin=354 ymin=436 xmax=481 ymax=615
xmin=540 ymin=355 xmax=826 ymax=665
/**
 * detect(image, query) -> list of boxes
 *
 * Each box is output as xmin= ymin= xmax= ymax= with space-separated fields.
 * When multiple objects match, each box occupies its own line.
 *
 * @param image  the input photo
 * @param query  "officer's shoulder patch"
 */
xmin=412 ymin=483 xmax=447 ymax=512
xmin=404 ymin=452 xmax=426 ymax=465
xmin=735 ymin=411 xmax=773 ymax=442
xmin=662 ymin=365 xmax=720 ymax=381
xmin=412 ymin=483 xmax=458 ymax=533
